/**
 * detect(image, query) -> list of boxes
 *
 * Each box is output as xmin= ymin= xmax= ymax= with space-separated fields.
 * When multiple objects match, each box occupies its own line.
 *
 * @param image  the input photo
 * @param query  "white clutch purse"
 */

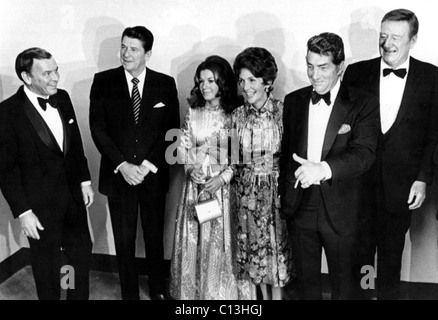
xmin=194 ymin=189 xmax=222 ymax=224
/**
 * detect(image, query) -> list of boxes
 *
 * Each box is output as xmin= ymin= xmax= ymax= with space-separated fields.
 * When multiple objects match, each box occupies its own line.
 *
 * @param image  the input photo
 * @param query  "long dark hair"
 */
xmin=188 ymin=55 xmax=239 ymax=114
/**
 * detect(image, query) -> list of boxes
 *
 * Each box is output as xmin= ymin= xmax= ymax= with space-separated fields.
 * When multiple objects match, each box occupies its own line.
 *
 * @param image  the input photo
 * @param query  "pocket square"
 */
xmin=69 ymin=119 xmax=74 ymax=124
xmin=153 ymin=102 xmax=165 ymax=108
xmin=338 ymin=124 xmax=351 ymax=134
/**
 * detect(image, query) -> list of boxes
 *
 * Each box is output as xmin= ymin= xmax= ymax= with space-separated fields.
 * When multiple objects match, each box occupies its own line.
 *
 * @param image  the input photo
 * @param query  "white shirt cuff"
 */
xmin=81 ymin=181 xmax=92 ymax=187
xmin=19 ymin=210 xmax=32 ymax=219
xmin=141 ymin=160 xmax=158 ymax=174
xmin=114 ymin=161 xmax=127 ymax=174
xmin=321 ymin=161 xmax=332 ymax=181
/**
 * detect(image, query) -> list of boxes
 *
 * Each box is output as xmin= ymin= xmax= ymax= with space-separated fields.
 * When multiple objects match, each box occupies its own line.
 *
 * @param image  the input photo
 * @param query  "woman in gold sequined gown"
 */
xmin=170 ymin=56 xmax=256 ymax=300
xmin=232 ymin=47 xmax=294 ymax=300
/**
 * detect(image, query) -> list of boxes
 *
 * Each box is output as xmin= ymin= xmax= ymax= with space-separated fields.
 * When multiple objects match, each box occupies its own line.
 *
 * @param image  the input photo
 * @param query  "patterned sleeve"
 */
xmin=178 ymin=108 xmax=197 ymax=176
xmin=224 ymin=107 xmax=242 ymax=183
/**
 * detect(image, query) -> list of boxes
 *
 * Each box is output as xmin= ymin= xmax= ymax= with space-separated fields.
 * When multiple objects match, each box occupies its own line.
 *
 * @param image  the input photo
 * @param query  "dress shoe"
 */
xmin=150 ymin=292 xmax=166 ymax=300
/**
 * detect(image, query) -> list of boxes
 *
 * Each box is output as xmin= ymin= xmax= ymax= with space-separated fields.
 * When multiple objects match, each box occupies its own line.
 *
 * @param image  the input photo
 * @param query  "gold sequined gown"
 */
xmin=170 ymin=106 xmax=256 ymax=300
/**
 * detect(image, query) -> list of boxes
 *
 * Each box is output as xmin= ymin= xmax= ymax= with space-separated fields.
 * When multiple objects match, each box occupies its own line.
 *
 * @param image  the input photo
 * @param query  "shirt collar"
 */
xmin=381 ymin=56 xmax=410 ymax=75
xmin=311 ymin=79 xmax=341 ymax=107
xmin=24 ymin=85 xmax=49 ymax=100
xmin=124 ymin=67 xmax=147 ymax=84
xmin=24 ymin=85 xmax=51 ymax=110
xmin=248 ymin=94 xmax=276 ymax=114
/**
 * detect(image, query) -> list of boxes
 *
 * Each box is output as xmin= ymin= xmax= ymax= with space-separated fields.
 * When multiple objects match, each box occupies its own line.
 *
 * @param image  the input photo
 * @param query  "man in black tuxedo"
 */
xmin=279 ymin=33 xmax=379 ymax=300
xmin=89 ymin=26 xmax=180 ymax=300
xmin=343 ymin=9 xmax=438 ymax=300
xmin=0 ymin=48 xmax=94 ymax=300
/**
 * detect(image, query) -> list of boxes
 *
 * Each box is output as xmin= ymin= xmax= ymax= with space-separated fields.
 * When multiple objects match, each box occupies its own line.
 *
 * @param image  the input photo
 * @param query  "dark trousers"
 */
xmin=28 ymin=194 xmax=92 ymax=300
xmin=376 ymin=209 xmax=411 ymax=300
xmin=287 ymin=186 xmax=356 ymax=300
xmin=108 ymin=178 xmax=166 ymax=300
xmin=353 ymin=185 xmax=411 ymax=300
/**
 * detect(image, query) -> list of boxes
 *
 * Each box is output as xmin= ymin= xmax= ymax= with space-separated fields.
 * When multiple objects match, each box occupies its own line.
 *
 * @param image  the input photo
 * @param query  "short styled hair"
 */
xmin=307 ymin=32 xmax=345 ymax=66
xmin=122 ymin=26 xmax=154 ymax=52
xmin=382 ymin=8 xmax=419 ymax=39
xmin=15 ymin=47 xmax=52 ymax=82
xmin=233 ymin=47 xmax=278 ymax=92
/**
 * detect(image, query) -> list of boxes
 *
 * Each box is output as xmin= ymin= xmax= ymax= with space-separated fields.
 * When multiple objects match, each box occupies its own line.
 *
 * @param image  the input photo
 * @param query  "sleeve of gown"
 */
xmin=178 ymin=109 xmax=197 ymax=176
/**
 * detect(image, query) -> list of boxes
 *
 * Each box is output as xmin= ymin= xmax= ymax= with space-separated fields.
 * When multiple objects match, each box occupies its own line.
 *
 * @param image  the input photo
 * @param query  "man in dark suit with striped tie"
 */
xmin=343 ymin=9 xmax=438 ymax=299
xmin=89 ymin=26 xmax=180 ymax=300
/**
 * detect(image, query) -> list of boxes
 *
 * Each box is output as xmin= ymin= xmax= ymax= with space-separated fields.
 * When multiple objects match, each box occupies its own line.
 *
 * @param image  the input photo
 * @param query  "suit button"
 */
xmin=134 ymin=155 xmax=137 ymax=158
xmin=135 ymin=139 xmax=139 ymax=143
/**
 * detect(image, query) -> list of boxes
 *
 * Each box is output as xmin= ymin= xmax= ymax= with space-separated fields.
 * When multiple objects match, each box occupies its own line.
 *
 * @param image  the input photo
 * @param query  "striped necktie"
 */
xmin=131 ymin=78 xmax=141 ymax=124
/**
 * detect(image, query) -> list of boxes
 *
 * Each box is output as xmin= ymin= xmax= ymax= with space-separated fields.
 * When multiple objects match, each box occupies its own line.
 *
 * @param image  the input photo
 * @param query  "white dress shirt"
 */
xmin=115 ymin=68 xmax=158 ymax=174
xmin=124 ymin=68 xmax=146 ymax=99
xmin=307 ymin=80 xmax=341 ymax=182
xmin=379 ymin=57 xmax=410 ymax=134
xmin=24 ymin=86 xmax=64 ymax=151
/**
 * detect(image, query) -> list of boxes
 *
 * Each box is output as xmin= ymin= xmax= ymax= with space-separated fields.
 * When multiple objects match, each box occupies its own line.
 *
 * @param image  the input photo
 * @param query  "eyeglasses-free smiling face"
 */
xmin=198 ymin=69 xmax=220 ymax=106
xmin=23 ymin=57 xmax=59 ymax=97
xmin=306 ymin=51 xmax=343 ymax=95
xmin=238 ymin=68 xmax=269 ymax=109
xmin=120 ymin=36 xmax=151 ymax=78
xmin=379 ymin=20 xmax=417 ymax=68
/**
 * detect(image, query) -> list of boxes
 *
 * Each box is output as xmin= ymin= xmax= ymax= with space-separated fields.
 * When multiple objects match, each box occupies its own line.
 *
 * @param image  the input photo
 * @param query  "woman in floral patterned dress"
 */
xmin=232 ymin=47 xmax=293 ymax=300
xmin=170 ymin=55 xmax=256 ymax=300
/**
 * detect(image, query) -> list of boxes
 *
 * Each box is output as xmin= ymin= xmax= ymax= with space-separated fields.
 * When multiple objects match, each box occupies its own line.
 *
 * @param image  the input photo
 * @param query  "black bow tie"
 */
xmin=311 ymin=91 xmax=331 ymax=105
xmin=37 ymin=96 xmax=57 ymax=111
xmin=383 ymin=68 xmax=407 ymax=79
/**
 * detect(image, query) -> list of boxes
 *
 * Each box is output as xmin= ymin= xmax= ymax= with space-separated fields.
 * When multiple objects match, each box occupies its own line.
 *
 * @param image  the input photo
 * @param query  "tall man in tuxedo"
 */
xmin=0 ymin=48 xmax=94 ymax=300
xmin=343 ymin=9 xmax=438 ymax=300
xmin=279 ymin=33 xmax=379 ymax=300
xmin=89 ymin=26 xmax=180 ymax=300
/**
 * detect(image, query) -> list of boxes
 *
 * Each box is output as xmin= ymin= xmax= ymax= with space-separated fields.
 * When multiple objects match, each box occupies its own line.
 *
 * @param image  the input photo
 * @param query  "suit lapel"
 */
xmin=296 ymin=90 xmax=310 ymax=158
xmin=19 ymin=88 xmax=63 ymax=156
xmin=137 ymin=68 xmax=155 ymax=128
xmin=384 ymin=57 xmax=420 ymax=138
xmin=368 ymin=58 xmax=381 ymax=98
xmin=117 ymin=67 xmax=137 ymax=127
xmin=321 ymin=85 xmax=353 ymax=160
xmin=56 ymin=101 xmax=71 ymax=155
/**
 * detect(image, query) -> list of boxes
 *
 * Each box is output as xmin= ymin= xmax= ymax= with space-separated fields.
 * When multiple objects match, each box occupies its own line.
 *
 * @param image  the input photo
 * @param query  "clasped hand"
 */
xmin=120 ymin=162 xmax=150 ymax=186
xmin=293 ymin=153 xmax=326 ymax=189
xmin=190 ymin=168 xmax=223 ymax=193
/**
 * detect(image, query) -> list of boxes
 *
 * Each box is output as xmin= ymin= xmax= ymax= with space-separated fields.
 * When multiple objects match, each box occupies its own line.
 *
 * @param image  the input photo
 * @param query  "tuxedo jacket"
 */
xmin=343 ymin=57 xmax=438 ymax=213
xmin=279 ymin=83 xmax=379 ymax=235
xmin=89 ymin=66 xmax=180 ymax=197
xmin=0 ymin=87 xmax=91 ymax=219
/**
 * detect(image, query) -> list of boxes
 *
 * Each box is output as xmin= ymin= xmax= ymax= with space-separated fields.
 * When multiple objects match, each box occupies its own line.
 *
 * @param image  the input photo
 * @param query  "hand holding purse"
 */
xmin=194 ymin=189 xmax=222 ymax=224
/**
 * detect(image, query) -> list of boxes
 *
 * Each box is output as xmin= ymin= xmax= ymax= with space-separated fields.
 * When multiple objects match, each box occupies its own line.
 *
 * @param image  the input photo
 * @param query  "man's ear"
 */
xmin=145 ymin=50 xmax=152 ymax=62
xmin=337 ymin=61 xmax=345 ymax=77
xmin=410 ymin=34 xmax=418 ymax=49
xmin=21 ymin=72 xmax=32 ymax=85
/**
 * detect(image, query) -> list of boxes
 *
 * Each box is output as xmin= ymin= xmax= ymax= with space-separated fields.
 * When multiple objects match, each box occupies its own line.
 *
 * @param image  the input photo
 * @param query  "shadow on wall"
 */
xmin=0 ymin=74 xmax=29 ymax=261
xmin=64 ymin=16 xmax=125 ymax=256
xmin=343 ymin=7 xmax=383 ymax=66
xmin=235 ymin=12 xmax=291 ymax=99
xmin=0 ymin=191 xmax=26 ymax=262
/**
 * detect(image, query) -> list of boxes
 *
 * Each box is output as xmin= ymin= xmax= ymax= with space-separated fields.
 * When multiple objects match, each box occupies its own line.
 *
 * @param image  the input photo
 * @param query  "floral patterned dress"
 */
xmin=170 ymin=106 xmax=256 ymax=300
xmin=232 ymin=95 xmax=293 ymax=287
